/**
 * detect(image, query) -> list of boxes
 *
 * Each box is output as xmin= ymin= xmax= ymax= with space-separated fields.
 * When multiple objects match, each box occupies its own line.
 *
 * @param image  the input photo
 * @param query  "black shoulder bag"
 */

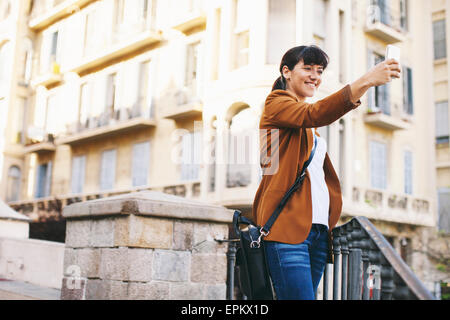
xmin=233 ymin=134 xmax=318 ymax=300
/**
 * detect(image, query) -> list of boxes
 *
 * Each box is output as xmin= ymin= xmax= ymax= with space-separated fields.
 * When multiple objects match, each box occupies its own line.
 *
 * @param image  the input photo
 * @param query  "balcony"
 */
xmin=29 ymin=0 xmax=98 ymax=31
xmin=363 ymin=109 xmax=410 ymax=131
xmin=31 ymin=62 xmax=63 ymax=89
xmin=346 ymin=185 xmax=434 ymax=227
xmin=161 ymin=87 xmax=203 ymax=120
xmin=170 ymin=0 xmax=206 ymax=34
xmin=69 ymin=20 xmax=163 ymax=75
xmin=56 ymin=107 xmax=156 ymax=146
xmin=22 ymin=133 xmax=56 ymax=155
xmin=364 ymin=5 xmax=406 ymax=44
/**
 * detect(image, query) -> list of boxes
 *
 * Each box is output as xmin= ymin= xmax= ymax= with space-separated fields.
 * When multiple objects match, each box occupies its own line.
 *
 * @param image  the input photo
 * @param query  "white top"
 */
xmin=308 ymin=130 xmax=330 ymax=228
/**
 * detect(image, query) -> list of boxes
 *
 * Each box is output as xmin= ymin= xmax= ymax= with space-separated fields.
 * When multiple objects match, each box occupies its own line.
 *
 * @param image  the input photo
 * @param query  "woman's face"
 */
xmin=282 ymin=60 xmax=323 ymax=100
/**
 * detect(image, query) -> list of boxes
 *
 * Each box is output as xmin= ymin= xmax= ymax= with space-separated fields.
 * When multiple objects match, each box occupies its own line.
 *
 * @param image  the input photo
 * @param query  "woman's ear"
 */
xmin=282 ymin=65 xmax=291 ymax=81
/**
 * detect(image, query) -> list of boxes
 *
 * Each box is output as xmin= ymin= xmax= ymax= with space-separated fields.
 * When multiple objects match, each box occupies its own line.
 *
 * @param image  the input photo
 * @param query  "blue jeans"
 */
xmin=265 ymin=224 xmax=329 ymax=300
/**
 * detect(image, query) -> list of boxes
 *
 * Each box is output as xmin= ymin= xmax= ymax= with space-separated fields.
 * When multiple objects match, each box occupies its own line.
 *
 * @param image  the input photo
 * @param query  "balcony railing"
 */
xmin=170 ymin=0 xmax=207 ymax=34
xmin=348 ymin=185 xmax=434 ymax=227
xmin=365 ymin=3 xmax=407 ymax=43
xmin=29 ymin=0 xmax=98 ymax=30
xmin=21 ymin=133 xmax=56 ymax=155
xmin=322 ymin=217 xmax=436 ymax=300
xmin=56 ymin=105 xmax=156 ymax=146
xmin=8 ymin=181 xmax=202 ymax=222
xmin=71 ymin=16 xmax=162 ymax=75
xmin=224 ymin=216 xmax=436 ymax=300
xmin=162 ymin=86 xmax=203 ymax=120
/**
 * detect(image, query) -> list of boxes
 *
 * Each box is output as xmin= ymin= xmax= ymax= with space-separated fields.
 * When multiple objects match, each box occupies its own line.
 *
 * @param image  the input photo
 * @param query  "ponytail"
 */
xmin=271 ymin=75 xmax=286 ymax=91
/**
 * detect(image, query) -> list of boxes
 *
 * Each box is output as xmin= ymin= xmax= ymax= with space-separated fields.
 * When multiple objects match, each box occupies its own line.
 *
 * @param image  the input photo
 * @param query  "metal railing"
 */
xmin=226 ymin=216 xmax=437 ymax=300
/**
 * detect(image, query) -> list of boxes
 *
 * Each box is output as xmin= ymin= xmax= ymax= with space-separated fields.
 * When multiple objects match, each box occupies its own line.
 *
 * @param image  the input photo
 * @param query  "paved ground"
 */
xmin=0 ymin=279 xmax=60 ymax=300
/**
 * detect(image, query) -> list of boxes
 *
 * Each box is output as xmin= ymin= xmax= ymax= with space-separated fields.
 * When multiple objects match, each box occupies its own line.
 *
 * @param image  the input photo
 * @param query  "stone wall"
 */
xmin=60 ymin=191 xmax=234 ymax=300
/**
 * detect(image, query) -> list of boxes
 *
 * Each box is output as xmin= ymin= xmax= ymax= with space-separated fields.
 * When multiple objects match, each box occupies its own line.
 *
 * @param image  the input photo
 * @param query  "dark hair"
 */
xmin=271 ymin=45 xmax=329 ymax=91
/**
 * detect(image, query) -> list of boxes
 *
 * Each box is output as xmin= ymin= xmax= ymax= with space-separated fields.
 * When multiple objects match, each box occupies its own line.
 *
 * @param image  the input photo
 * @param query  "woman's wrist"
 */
xmin=349 ymin=75 xmax=372 ymax=103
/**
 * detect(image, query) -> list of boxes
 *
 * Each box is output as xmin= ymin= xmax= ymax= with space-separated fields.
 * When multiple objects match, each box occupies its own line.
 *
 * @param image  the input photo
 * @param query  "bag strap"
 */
xmin=261 ymin=133 xmax=318 ymax=234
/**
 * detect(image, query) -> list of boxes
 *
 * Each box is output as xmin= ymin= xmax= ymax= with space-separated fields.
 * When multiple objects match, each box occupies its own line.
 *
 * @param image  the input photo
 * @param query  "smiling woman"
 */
xmin=252 ymin=44 xmax=401 ymax=300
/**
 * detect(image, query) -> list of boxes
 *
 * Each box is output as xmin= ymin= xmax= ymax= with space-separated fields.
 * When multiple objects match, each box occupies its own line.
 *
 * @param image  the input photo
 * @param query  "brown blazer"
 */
xmin=252 ymin=84 xmax=361 ymax=247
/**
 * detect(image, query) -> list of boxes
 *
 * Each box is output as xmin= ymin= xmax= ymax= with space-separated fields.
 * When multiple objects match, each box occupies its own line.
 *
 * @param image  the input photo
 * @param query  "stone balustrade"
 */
xmin=60 ymin=190 xmax=234 ymax=300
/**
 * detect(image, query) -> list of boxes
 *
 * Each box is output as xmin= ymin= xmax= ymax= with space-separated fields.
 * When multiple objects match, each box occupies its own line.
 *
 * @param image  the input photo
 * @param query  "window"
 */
xmin=402 ymin=66 xmax=413 ymax=115
xmin=6 ymin=166 xmax=21 ymax=202
xmin=404 ymin=150 xmax=413 ymax=195
xmin=266 ymin=0 xmax=296 ymax=65
xmin=79 ymin=82 xmax=90 ymax=128
xmin=46 ymin=94 xmax=64 ymax=136
xmin=433 ymin=19 xmax=447 ymax=60
xmin=181 ymin=131 xmax=202 ymax=181
xmin=371 ymin=0 xmax=390 ymax=26
xmin=136 ymin=61 xmax=151 ymax=117
xmin=49 ymin=31 xmax=59 ymax=69
xmin=436 ymin=101 xmax=449 ymax=144
xmin=367 ymin=51 xmax=390 ymax=114
xmin=400 ymin=0 xmax=409 ymax=31
xmin=132 ymin=141 xmax=150 ymax=186
xmin=370 ymin=141 xmax=387 ymax=190
xmin=338 ymin=119 xmax=345 ymax=194
xmin=313 ymin=0 xmax=327 ymax=48
xmin=35 ymin=162 xmax=52 ymax=198
xmin=71 ymin=155 xmax=86 ymax=194
xmin=232 ymin=0 xmax=251 ymax=70
xmin=438 ymin=188 xmax=450 ymax=234
xmin=100 ymin=149 xmax=116 ymax=191
xmin=105 ymin=73 xmax=117 ymax=116
xmin=114 ymin=0 xmax=151 ymax=39
xmin=227 ymin=108 xmax=253 ymax=188
xmin=185 ymin=41 xmax=201 ymax=96
xmin=339 ymin=9 xmax=346 ymax=83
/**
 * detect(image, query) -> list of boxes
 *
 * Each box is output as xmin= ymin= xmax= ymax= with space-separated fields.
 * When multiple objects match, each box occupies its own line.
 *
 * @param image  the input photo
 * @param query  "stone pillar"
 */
xmin=60 ymin=191 xmax=234 ymax=300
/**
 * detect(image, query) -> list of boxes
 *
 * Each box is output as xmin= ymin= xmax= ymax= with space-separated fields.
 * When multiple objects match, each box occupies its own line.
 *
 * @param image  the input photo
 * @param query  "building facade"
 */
xmin=432 ymin=0 xmax=450 ymax=236
xmin=0 ymin=0 xmax=447 ymax=294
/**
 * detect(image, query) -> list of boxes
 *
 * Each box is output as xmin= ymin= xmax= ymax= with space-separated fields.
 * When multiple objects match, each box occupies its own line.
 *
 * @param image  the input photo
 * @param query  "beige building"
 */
xmin=432 ymin=0 xmax=450 ymax=235
xmin=0 ymin=0 xmax=447 ymax=294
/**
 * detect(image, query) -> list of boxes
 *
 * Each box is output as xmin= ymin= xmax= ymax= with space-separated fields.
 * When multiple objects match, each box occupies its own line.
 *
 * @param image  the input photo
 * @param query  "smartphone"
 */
xmin=385 ymin=45 xmax=400 ymax=62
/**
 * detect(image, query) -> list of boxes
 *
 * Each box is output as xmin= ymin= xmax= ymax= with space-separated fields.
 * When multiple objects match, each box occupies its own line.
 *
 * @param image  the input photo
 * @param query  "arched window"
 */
xmin=226 ymin=105 xmax=255 ymax=188
xmin=7 ymin=166 xmax=21 ymax=202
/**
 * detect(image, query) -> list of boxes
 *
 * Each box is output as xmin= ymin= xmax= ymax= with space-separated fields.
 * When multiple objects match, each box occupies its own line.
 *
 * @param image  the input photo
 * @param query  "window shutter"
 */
xmin=404 ymin=151 xmax=413 ymax=194
xmin=433 ymin=19 xmax=447 ymax=60
xmin=44 ymin=161 xmax=52 ymax=197
xmin=436 ymin=101 xmax=449 ymax=141
xmin=100 ymin=149 xmax=116 ymax=190
xmin=71 ymin=155 xmax=86 ymax=194
xmin=192 ymin=131 xmax=202 ymax=180
xmin=181 ymin=133 xmax=193 ymax=181
xmin=132 ymin=141 xmax=150 ymax=186
xmin=406 ymin=67 xmax=413 ymax=114
xmin=367 ymin=50 xmax=375 ymax=110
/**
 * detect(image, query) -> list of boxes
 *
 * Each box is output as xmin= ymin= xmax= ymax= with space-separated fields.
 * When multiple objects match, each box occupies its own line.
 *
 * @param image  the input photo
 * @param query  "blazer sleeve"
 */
xmin=261 ymin=84 xmax=361 ymax=129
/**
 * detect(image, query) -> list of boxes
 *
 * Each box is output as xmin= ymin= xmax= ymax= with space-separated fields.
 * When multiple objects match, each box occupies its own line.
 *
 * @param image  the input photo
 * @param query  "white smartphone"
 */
xmin=385 ymin=45 xmax=400 ymax=62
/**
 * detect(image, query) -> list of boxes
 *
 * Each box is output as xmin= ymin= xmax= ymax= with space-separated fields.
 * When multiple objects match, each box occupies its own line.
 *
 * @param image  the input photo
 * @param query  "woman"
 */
xmin=251 ymin=45 xmax=400 ymax=300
